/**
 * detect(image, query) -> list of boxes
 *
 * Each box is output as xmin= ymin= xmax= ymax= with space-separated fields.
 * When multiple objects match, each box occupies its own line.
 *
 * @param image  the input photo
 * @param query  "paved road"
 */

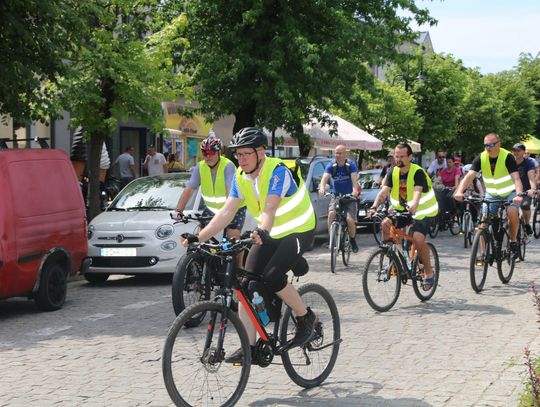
xmin=1 ymin=232 xmax=539 ymax=407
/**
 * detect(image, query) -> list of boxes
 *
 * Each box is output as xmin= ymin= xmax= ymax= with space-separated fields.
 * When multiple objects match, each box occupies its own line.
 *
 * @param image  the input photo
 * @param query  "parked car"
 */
xmin=0 ymin=149 xmax=88 ymax=311
xmin=281 ymin=156 xmax=333 ymax=236
xmin=357 ymin=169 xmax=384 ymax=227
xmin=85 ymin=173 xmax=256 ymax=282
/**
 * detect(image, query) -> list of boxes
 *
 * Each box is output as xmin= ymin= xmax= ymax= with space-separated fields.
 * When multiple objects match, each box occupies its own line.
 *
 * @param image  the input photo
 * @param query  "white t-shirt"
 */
xmin=146 ymin=153 xmax=167 ymax=175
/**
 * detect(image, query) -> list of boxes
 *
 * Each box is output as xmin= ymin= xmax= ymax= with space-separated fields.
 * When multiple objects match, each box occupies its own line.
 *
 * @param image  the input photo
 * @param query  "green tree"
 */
xmin=57 ymin=1 xmax=187 ymax=220
xmin=340 ymin=79 xmax=423 ymax=147
xmin=0 ymin=0 xmax=86 ymax=120
xmin=485 ymin=70 xmax=538 ymax=145
xmin=517 ymin=52 xmax=540 ymax=138
xmin=456 ymin=71 xmax=504 ymax=157
xmin=411 ymin=53 xmax=468 ymax=153
xmin=159 ymin=0 xmax=434 ymax=152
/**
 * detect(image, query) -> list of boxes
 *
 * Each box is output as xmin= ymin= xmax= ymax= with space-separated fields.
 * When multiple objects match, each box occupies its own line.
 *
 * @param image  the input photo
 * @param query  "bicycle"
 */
xmin=162 ymin=238 xmax=341 ymax=407
xmin=328 ymin=194 xmax=356 ymax=273
xmin=429 ymin=187 xmax=460 ymax=238
xmin=460 ymin=195 xmax=481 ymax=249
xmin=532 ymin=190 xmax=540 ymax=239
xmin=468 ymin=196 xmax=525 ymax=292
xmin=362 ymin=210 xmax=440 ymax=312
xmin=370 ymin=199 xmax=389 ymax=246
xmin=170 ymin=214 xmax=249 ymax=326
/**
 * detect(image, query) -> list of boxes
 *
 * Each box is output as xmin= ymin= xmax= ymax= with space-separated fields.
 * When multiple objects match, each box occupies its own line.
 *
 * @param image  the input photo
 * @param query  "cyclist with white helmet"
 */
xmin=174 ymin=131 xmax=246 ymax=242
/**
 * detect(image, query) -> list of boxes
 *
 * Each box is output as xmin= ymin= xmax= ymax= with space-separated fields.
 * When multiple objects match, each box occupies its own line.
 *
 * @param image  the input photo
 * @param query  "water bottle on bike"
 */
xmin=252 ymin=292 xmax=270 ymax=326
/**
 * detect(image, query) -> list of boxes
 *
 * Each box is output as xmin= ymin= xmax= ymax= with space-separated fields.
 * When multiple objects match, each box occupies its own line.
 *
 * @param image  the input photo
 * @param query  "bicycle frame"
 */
xmin=387 ymin=223 xmax=417 ymax=277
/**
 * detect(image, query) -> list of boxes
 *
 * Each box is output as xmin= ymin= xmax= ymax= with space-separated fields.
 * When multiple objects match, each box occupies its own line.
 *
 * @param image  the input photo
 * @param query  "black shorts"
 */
xmin=392 ymin=213 xmax=432 ymax=236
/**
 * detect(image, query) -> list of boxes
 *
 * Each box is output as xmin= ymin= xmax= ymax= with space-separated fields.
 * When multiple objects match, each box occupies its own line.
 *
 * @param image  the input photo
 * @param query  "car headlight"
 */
xmin=161 ymin=241 xmax=177 ymax=250
xmin=88 ymin=224 xmax=94 ymax=240
xmin=155 ymin=224 xmax=174 ymax=240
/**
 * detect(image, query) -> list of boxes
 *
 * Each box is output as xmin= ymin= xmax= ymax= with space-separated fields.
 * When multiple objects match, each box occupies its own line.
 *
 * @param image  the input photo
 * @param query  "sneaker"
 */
xmin=525 ymin=224 xmax=533 ymax=236
xmin=350 ymin=239 xmax=359 ymax=253
xmin=224 ymin=346 xmax=257 ymax=365
xmin=290 ymin=308 xmax=317 ymax=348
xmin=509 ymin=241 xmax=519 ymax=258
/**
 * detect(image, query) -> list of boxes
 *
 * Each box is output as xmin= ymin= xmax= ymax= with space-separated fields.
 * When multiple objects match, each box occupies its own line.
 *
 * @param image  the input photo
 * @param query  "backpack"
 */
xmin=331 ymin=159 xmax=351 ymax=177
xmin=279 ymin=159 xmax=302 ymax=187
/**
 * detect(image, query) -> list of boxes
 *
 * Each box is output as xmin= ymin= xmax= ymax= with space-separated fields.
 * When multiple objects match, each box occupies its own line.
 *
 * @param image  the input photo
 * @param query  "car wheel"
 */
xmin=35 ymin=263 xmax=67 ymax=311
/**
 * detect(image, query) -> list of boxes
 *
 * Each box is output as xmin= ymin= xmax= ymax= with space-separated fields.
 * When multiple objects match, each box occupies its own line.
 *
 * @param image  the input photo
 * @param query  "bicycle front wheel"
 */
xmin=497 ymin=229 xmax=516 ymax=284
xmin=362 ymin=248 xmax=401 ymax=312
xmin=470 ymin=229 xmax=490 ymax=292
xmin=329 ymin=222 xmax=340 ymax=273
xmin=517 ymin=218 xmax=527 ymax=262
xmin=449 ymin=213 xmax=461 ymax=236
xmin=412 ymin=242 xmax=440 ymax=301
xmin=462 ymin=211 xmax=474 ymax=248
xmin=371 ymin=215 xmax=383 ymax=245
xmin=533 ymin=205 xmax=540 ymax=239
xmin=163 ymin=301 xmax=251 ymax=407
xmin=341 ymin=230 xmax=351 ymax=266
xmin=280 ymin=283 xmax=340 ymax=388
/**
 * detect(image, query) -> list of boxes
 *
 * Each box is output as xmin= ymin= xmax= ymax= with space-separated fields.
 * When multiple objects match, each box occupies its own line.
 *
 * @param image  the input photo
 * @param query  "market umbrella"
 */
xmin=523 ymin=135 xmax=540 ymax=154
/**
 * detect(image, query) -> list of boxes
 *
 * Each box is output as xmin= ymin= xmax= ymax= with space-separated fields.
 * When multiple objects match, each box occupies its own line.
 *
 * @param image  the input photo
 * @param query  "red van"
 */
xmin=0 ymin=149 xmax=89 ymax=311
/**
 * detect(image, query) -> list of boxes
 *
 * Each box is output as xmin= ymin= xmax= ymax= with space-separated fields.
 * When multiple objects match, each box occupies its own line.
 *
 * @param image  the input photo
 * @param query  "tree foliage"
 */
xmin=159 ymin=0 xmax=434 ymax=151
xmin=517 ymin=52 xmax=540 ymax=138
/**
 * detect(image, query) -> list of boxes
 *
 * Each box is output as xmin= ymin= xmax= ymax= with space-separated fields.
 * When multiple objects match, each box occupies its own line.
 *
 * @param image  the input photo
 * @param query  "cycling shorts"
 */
xmin=329 ymin=196 xmax=357 ymax=219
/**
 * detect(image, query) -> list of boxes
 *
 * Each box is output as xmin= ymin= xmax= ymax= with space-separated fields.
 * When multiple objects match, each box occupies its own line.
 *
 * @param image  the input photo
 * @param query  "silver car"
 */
xmin=85 ymin=173 xmax=255 ymax=283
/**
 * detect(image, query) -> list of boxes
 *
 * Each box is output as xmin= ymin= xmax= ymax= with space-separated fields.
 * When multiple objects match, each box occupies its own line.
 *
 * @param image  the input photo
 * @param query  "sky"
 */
xmin=413 ymin=0 xmax=540 ymax=74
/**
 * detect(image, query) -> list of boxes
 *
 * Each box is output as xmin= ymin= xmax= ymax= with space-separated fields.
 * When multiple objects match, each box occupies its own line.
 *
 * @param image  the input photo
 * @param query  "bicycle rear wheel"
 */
xmin=517 ymin=218 xmax=527 ymax=262
xmin=533 ymin=205 xmax=540 ymax=239
xmin=172 ymin=253 xmax=212 ymax=327
xmin=449 ymin=214 xmax=461 ymax=235
xmin=469 ymin=230 xmax=490 ymax=293
xmin=428 ymin=215 xmax=439 ymax=238
xmin=362 ymin=248 xmax=401 ymax=312
xmin=163 ymin=301 xmax=251 ymax=407
xmin=280 ymin=283 xmax=340 ymax=388
xmin=497 ymin=229 xmax=516 ymax=284
xmin=341 ymin=230 xmax=351 ymax=266
xmin=412 ymin=242 xmax=440 ymax=301
xmin=329 ymin=222 xmax=340 ymax=273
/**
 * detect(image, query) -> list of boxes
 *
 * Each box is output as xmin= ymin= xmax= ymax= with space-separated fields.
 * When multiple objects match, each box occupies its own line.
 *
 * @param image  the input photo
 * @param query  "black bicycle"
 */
xmin=162 ymin=238 xmax=341 ymax=407
xmin=460 ymin=195 xmax=481 ymax=249
xmin=532 ymin=190 xmax=540 ymax=239
xmin=429 ymin=188 xmax=461 ymax=238
xmin=328 ymin=194 xmax=356 ymax=273
xmin=468 ymin=196 xmax=524 ymax=292
xmin=170 ymin=214 xmax=249 ymax=327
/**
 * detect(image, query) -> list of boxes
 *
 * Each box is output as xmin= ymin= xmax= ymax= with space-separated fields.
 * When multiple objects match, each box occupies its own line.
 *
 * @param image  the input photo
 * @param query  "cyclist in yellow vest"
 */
xmin=455 ymin=133 xmax=524 ymax=255
xmin=181 ymin=127 xmax=317 ymax=363
xmin=367 ymin=143 xmax=439 ymax=290
xmin=174 ymin=133 xmax=246 ymax=242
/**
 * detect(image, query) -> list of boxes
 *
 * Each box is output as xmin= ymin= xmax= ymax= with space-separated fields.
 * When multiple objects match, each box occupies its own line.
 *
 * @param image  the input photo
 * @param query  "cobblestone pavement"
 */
xmin=1 ymin=232 xmax=539 ymax=407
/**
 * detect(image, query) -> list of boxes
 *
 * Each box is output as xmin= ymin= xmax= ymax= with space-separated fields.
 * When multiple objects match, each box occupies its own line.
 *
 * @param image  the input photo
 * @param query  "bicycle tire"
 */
xmin=462 ymin=211 xmax=473 ymax=249
xmin=162 ymin=301 xmax=251 ymax=407
xmin=449 ymin=214 xmax=461 ymax=236
xmin=172 ymin=253 xmax=212 ymax=327
xmin=341 ymin=230 xmax=351 ymax=266
xmin=517 ymin=218 xmax=527 ymax=262
xmin=497 ymin=228 xmax=516 ymax=284
xmin=533 ymin=205 xmax=540 ymax=239
xmin=362 ymin=247 xmax=401 ymax=312
xmin=469 ymin=229 xmax=490 ymax=293
xmin=280 ymin=283 xmax=341 ymax=388
xmin=428 ymin=215 xmax=439 ymax=238
xmin=329 ymin=222 xmax=340 ymax=273
xmin=411 ymin=242 xmax=440 ymax=301
xmin=371 ymin=215 xmax=383 ymax=245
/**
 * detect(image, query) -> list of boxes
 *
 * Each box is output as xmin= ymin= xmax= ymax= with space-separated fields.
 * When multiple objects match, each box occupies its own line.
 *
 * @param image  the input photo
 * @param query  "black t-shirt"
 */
xmin=470 ymin=154 xmax=518 ymax=174
xmin=384 ymin=166 xmax=429 ymax=206
xmin=516 ymin=158 xmax=537 ymax=190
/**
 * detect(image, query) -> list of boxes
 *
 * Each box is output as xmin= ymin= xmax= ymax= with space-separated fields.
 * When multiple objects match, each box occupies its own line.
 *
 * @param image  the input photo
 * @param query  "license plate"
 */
xmin=100 ymin=247 xmax=136 ymax=257
xmin=358 ymin=210 xmax=367 ymax=216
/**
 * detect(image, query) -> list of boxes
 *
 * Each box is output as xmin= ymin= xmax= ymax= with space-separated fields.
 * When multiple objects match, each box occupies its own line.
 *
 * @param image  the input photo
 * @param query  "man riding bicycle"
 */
xmin=174 ymin=132 xmax=246 ymax=243
xmin=512 ymin=143 xmax=538 ymax=235
xmin=318 ymin=145 xmax=360 ymax=253
xmin=367 ymin=143 xmax=439 ymax=290
xmin=454 ymin=133 xmax=524 ymax=255
xmin=181 ymin=127 xmax=317 ymax=363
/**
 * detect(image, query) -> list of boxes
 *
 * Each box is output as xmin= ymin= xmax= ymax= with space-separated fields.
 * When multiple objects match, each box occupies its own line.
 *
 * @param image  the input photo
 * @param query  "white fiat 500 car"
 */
xmin=85 ymin=173 xmax=255 ymax=283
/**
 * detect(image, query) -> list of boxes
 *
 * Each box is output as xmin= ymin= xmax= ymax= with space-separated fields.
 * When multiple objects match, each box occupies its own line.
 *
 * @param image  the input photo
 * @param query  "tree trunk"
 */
xmin=292 ymin=122 xmax=313 ymax=156
xmin=88 ymin=133 xmax=106 ymax=221
xmin=233 ymin=104 xmax=256 ymax=134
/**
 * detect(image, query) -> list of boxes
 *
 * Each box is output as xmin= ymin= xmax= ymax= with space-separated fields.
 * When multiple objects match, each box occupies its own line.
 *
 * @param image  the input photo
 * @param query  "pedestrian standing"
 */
xmin=112 ymin=146 xmax=137 ymax=188
xmin=143 ymin=145 xmax=167 ymax=176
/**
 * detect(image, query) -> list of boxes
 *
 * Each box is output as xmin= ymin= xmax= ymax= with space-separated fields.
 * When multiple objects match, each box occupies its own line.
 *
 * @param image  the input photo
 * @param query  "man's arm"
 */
xmin=175 ymin=186 xmax=195 ymax=213
xmin=370 ymin=185 xmax=391 ymax=210
xmin=129 ymin=164 xmax=136 ymax=178
xmin=528 ymin=169 xmax=537 ymax=192
xmin=319 ymin=173 xmax=331 ymax=196
xmin=350 ymin=171 xmax=359 ymax=197
xmin=259 ymin=194 xmax=281 ymax=233
xmin=408 ymin=187 xmax=423 ymax=215
xmin=510 ymin=172 xmax=523 ymax=195
xmin=454 ymin=170 xmax=478 ymax=200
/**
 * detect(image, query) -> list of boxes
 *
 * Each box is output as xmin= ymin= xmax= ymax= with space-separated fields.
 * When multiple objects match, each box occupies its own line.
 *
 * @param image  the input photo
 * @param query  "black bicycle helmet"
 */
xmin=229 ymin=127 xmax=268 ymax=150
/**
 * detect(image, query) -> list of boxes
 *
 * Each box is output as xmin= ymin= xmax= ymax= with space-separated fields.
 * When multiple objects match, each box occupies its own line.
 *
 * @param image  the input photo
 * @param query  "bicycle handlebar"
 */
xmin=170 ymin=212 xmax=214 ymax=225
xmin=189 ymin=237 xmax=254 ymax=256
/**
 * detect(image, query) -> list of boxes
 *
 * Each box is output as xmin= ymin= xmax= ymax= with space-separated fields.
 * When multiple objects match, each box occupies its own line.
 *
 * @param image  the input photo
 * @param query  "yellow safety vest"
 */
xmin=480 ymin=148 xmax=515 ymax=197
xmin=199 ymin=157 xmax=233 ymax=213
xmin=236 ymin=157 xmax=315 ymax=238
xmin=389 ymin=164 xmax=438 ymax=220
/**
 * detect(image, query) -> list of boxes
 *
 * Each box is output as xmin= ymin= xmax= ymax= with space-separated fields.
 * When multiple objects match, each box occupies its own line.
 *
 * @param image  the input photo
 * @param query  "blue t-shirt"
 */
xmin=516 ymin=157 xmax=536 ymax=190
xmin=230 ymin=164 xmax=297 ymax=200
xmin=325 ymin=160 xmax=358 ymax=195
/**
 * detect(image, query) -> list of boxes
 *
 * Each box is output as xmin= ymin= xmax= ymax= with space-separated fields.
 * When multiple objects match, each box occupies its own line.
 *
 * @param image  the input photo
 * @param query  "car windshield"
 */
xmin=358 ymin=171 xmax=380 ymax=190
xmin=108 ymin=175 xmax=195 ymax=211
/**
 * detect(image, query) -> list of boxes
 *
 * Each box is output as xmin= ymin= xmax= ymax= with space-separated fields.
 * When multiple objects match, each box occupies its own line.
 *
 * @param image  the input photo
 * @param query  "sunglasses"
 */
xmin=202 ymin=151 xmax=218 ymax=157
xmin=484 ymin=142 xmax=499 ymax=148
xmin=438 ymin=156 xmax=445 ymax=159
